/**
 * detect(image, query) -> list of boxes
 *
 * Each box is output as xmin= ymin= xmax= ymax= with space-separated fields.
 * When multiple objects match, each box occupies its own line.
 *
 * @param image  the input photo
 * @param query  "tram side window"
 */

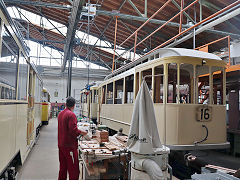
xmin=114 ymin=79 xmax=123 ymax=104
xmin=154 ymin=65 xmax=163 ymax=103
xmin=102 ymin=86 xmax=106 ymax=104
xmin=168 ymin=63 xmax=177 ymax=103
xmin=0 ymin=25 xmax=18 ymax=100
xmin=125 ymin=75 xmax=134 ymax=104
xmin=212 ymin=66 xmax=224 ymax=105
xmin=93 ymin=90 xmax=98 ymax=103
xmin=135 ymin=72 xmax=140 ymax=97
xmin=142 ymin=69 xmax=152 ymax=91
xmin=106 ymin=83 xmax=113 ymax=104
xmin=18 ymin=53 xmax=28 ymax=100
xmin=179 ymin=64 xmax=193 ymax=104
xmin=197 ymin=65 xmax=210 ymax=104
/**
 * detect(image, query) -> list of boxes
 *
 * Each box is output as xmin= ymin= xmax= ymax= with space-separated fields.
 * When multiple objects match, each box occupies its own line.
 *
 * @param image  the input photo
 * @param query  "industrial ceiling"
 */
xmin=4 ymin=0 xmax=240 ymax=70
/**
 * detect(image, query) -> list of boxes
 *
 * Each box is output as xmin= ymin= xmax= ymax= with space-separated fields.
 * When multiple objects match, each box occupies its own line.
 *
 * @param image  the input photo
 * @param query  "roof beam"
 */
xmin=4 ymin=0 xmax=71 ymax=10
xmin=171 ymin=0 xmax=195 ymax=23
xmin=127 ymin=0 xmax=143 ymax=17
xmin=96 ymin=9 xmax=240 ymax=38
xmin=62 ymin=0 xmax=85 ymax=72
xmin=166 ymin=7 xmax=240 ymax=48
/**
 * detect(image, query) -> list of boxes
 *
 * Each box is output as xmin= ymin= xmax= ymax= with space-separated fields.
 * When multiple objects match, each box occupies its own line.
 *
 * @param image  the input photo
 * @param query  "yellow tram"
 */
xmin=0 ymin=1 xmax=43 ymax=178
xmin=98 ymin=48 xmax=229 ymax=150
xmin=80 ymin=85 xmax=99 ymax=123
xmin=41 ymin=88 xmax=51 ymax=125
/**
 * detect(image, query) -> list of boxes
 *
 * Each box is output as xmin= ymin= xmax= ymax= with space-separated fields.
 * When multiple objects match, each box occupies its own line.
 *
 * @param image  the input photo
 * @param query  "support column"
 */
xmin=67 ymin=47 xmax=73 ymax=97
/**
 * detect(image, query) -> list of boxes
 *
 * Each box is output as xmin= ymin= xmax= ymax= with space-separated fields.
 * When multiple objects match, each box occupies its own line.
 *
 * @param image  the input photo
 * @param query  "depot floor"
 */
xmin=17 ymin=118 xmax=59 ymax=180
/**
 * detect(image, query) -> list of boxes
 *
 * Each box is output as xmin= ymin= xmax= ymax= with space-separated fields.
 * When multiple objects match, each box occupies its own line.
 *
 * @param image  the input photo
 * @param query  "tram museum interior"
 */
xmin=1 ymin=0 xmax=240 ymax=180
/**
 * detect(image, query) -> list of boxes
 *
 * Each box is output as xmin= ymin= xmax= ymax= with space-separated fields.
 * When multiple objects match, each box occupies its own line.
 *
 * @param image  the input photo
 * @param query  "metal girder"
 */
xmin=29 ymin=38 xmax=65 ymax=44
xmin=83 ymin=0 xmax=127 ymax=63
xmin=4 ymin=0 xmax=71 ymax=10
xmin=119 ymin=19 xmax=149 ymax=49
xmin=33 ymin=6 xmax=65 ymax=37
xmin=202 ymin=0 xmax=240 ymax=33
xmin=96 ymin=9 xmax=240 ymax=38
xmin=171 ymin=0 xmax=195 ymax=23
xmin=16 ymin=8 xmax=64 ymax=57
xmin=62 ymin=0 xmax=85 ymax=72
xmin=127 ymin=0 xmax=143 ymax=17
xmin=166 ymin=7 xmax=240 ymax=48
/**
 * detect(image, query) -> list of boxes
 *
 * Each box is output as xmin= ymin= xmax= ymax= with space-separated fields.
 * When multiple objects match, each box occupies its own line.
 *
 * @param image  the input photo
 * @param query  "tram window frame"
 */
xmin=154 ymin=65 xmax=164 ymax=103
xmin=135 ymin=72 xmax=140 ymax=98
xmin=18 ymin=52 xmax=28 ymax=101
xmin=93 ymin=90 xmax=98 ymax=103
xmin=142 ymin=68 xmax=152 ymax=91
xmin=167 ymin=63 xmax=178 ymax=103
xmin=179 ymin=64 xmax=193 ymax=104
xmin=197 ymin=65 xmax=210 ymax=104
xmin=125 ymin=74 xmax=134 ymax=104
xmin=114 ymin=78 xmax=124 ymax=104
xmin=102 ymin=86 xmax=106 ymax=104
xmin=0 ymin=24 xmax=19 ymax=100
xmin=212 ymin=66 xmax=224 ymax=105
xmin=106 ymin=82 xmax=113 ymax=104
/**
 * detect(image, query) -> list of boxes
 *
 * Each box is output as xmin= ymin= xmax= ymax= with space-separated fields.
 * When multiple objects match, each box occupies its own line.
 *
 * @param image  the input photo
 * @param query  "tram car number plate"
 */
xmin=196 ymin=106 xmax=212 ymax=122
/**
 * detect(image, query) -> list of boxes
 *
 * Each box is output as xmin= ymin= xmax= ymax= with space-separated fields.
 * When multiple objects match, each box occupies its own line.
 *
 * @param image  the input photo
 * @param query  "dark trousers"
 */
xmin=58 ymin=147 xmax=79 ymax=180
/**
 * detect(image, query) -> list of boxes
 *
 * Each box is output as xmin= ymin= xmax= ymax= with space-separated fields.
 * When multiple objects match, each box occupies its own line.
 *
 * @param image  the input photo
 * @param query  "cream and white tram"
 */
xmin=98 ymin=48 xmax=229 ymax=150
xmin=80 ymin=86 xmax=99 ymax=123
xmin=0 ymin=1 xmax=43 ymax=178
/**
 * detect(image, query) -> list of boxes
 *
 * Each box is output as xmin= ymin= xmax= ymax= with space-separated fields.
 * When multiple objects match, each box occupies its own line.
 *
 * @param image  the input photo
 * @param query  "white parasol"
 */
xmin=127 ymin=80 xmax=163 ymax=154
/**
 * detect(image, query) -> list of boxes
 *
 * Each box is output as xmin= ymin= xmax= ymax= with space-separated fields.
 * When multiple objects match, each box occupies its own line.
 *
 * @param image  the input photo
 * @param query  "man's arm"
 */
xmin=68 ymin=113 xmax=87 ymax=138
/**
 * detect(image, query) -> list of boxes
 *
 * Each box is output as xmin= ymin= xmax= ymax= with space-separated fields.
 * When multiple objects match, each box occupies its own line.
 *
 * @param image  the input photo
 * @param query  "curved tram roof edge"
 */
xmin=105 ymin=48 xmax=222 ymax=80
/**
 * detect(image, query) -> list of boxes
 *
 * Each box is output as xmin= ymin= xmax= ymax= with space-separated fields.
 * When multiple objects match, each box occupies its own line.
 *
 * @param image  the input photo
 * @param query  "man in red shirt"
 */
xmin=58 ymin=97 xmax=87 ymax=180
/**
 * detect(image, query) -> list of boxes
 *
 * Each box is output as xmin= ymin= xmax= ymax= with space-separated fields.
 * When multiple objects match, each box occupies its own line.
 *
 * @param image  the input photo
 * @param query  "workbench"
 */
xmin=78 ymin=136 xmax=129 ymax=180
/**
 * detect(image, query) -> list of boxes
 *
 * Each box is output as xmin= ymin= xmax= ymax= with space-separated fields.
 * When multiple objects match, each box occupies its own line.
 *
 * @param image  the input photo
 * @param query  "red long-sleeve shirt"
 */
xmin=58 ymin=108 xmax=82 ymax=149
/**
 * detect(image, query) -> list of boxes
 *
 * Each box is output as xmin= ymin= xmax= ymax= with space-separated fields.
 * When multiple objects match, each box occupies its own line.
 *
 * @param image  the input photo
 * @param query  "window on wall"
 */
xmin=168 ymin=63 xmax=177 ymax=103
xmin=179 ymin=64 xmax=193 ymax=104
xmin=125 ymin=75 xmax=134 ymax=103
xmin=154 ymin=65 xmax=164 ymax=103
xmin=0 ymin=25 xmax=19 ymax=100
xmin=212 ymin=66 xmax=224 ymax=105
xmin=114 ymin=79 xmax=123 ymax=104
xmin=197 ymin=65 xmax=210 ymax=104
xmin=106 ymin=83 xmax=113 ymax=104
xmin=18 ymin=53 xmax=28 ymax=100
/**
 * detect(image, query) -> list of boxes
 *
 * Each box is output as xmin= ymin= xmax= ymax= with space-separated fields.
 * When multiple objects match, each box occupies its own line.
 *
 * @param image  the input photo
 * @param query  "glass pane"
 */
xmin=102 ymin=86 xmax=106 ymax=104
xmin=114 ymin=79 xmax=123 ymax=104
xmin=212 ymin=66 xmax=224 ymax=105
xmin=168 ymin=63 xmax=177 ymax=103
xmin=125 ymin=75 xmax=134 ymax=104
xmin=106 ymin=83 xmax=113 ymax=104
xmin=0 ymin=25 xmax=18 ymax=100
xmin=142 ymin=68 xmax=152 ymax=91
xmin=18 ymin=53 xmax=28 ymax=100
xmin=154 ymin=65 xmax=163 ymax=103
xmin=197 ymin=65 xmax=209 ymax=104
xmin=179 ymin=64 xmax=193 ymax=104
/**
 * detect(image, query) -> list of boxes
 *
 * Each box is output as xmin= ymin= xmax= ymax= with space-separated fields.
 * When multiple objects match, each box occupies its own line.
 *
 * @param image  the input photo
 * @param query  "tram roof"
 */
xmin=105 ymin=48 xmax=222 ymax=80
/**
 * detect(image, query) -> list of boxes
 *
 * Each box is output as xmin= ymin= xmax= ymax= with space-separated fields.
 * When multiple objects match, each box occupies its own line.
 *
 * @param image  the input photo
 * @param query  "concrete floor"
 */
xmin=17 ymin=118 xmax=59 ymax=180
